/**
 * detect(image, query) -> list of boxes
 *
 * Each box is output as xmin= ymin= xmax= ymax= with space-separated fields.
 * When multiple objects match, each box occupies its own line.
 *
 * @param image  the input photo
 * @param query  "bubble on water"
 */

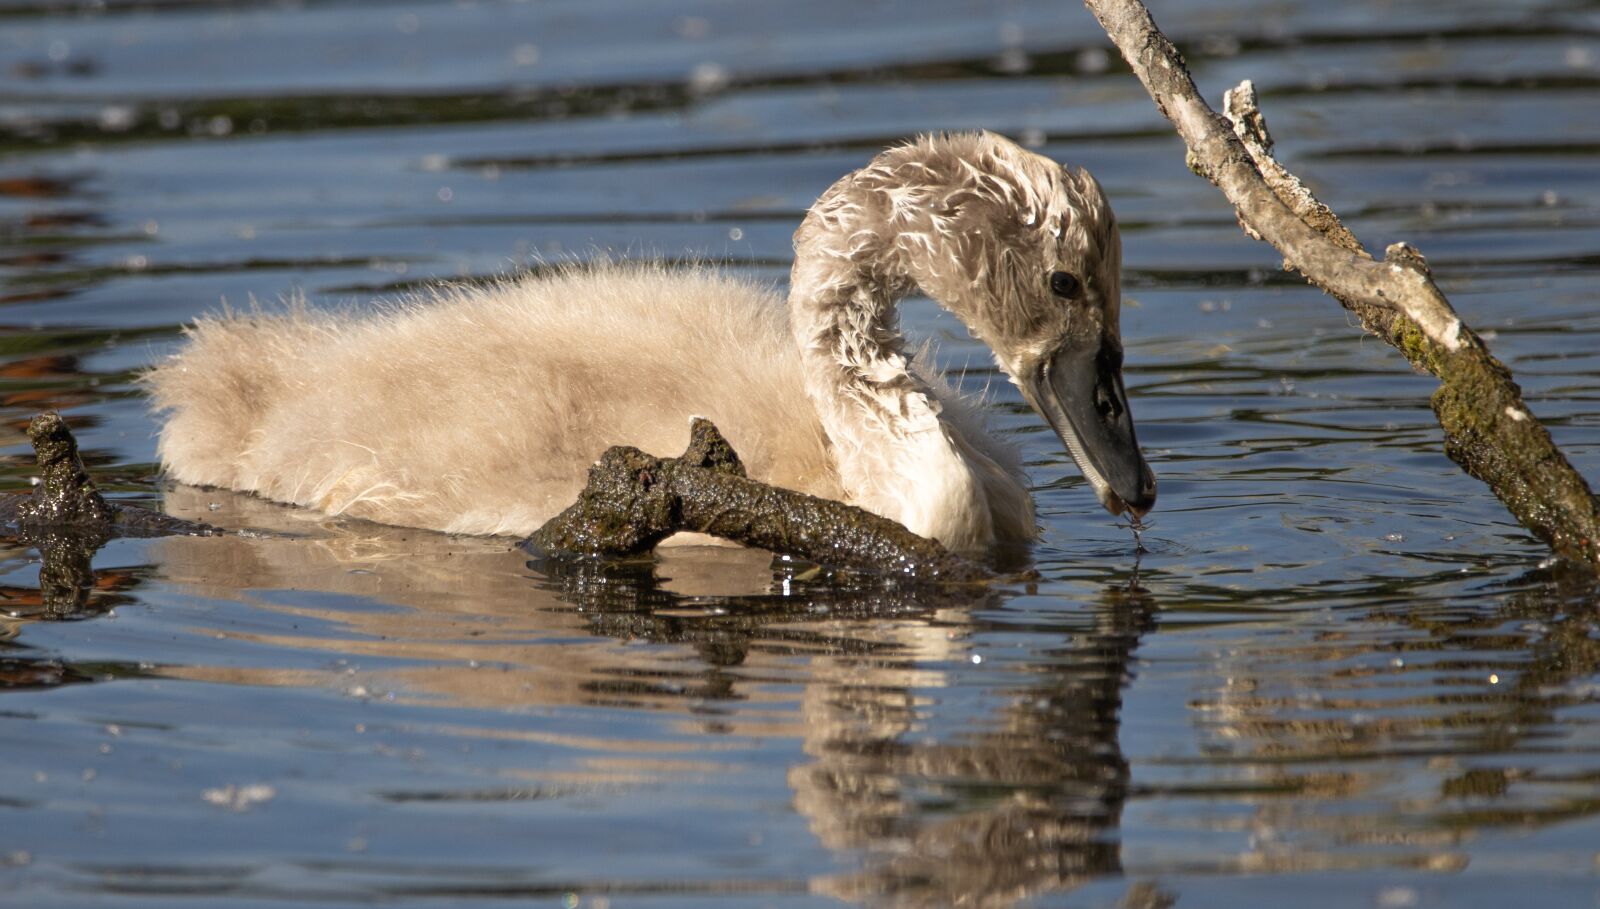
xmin=688 ymin=62 xmax=729 ymax=95
xmin=1377 ymin=886 xmax=1418 ymax=909
xmin=992 ymin=47 xmax=1031 ymax=75
xmin=202 ymin=783 xmax=276 ymax=812
xmin=1382 ymin=532 xmax=1405 ymax=543
xmin=98 ymin=105 xmax=136 ymax=132
xmin=1199 ymin=34 xmax=1242 ymax=58
xmin=1076 ymin=46 xmax=1111 ymax=73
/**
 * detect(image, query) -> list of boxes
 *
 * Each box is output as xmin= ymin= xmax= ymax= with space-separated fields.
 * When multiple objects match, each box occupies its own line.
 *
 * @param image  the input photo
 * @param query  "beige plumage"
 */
xmin=145 ymin=131 xmax=1155 ymax=554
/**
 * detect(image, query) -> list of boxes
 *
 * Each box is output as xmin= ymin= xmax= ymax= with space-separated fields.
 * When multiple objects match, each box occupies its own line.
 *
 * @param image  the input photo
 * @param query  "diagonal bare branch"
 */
xmin=1084 ymin=0 xmax=1600 ymax=569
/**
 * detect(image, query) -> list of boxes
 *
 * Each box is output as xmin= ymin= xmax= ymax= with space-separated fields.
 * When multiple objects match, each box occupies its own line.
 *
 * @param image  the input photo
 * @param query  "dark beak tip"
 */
xmin=1102 ymin=493 xmax=1156 ymax=520
xmin=1101 ymin=478 xmax=1157 ymax=519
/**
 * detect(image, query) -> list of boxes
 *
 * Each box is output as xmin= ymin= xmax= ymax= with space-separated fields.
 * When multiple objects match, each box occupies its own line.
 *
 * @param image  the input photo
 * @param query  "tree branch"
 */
xmin=528 ymin=418 xmax=991 ymax=582
xmin=1084 ymin=0 xmax=1600 ymax=569
xmin=1 ymin=411 xmax=221 ymax=539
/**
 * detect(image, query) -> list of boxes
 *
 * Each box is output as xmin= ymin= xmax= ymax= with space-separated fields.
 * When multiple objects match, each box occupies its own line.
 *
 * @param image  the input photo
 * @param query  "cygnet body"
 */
xmin=145 ymin=131 xmax=1156 ymax=554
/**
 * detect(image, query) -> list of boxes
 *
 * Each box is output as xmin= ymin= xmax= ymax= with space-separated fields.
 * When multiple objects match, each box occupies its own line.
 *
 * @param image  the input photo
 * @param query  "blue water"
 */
xmin=3 ymin=1 xmax=1599 ymax=905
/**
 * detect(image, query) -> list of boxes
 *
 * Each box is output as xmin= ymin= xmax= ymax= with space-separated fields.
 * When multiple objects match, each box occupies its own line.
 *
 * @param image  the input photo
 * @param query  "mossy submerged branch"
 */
xmin=0 ymin=412 xmax=221 ymax=618
xmin=4 ymin=413 xmax=985 ymax=582
xmin=0 ymin=411 xmax=221 ymax=539
xmin=528 ymin=418 xmax=991 ymax=582
xmin=1085 ymin=0 xmax=1600 ymax=570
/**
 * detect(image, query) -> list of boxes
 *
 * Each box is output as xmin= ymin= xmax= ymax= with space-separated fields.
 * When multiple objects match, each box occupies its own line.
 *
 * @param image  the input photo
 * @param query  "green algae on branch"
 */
xmin=1085 ymin=0 xmax=1600 ymax=571
xmin=0 ymin=411 xmax=221 ymax=539
xmin=528 ymin=418 xmax=992 ymax=582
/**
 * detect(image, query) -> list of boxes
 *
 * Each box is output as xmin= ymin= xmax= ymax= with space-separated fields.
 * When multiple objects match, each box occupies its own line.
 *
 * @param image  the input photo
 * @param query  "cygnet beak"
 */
xmin=1020 ymin=337 xmax=1157 ymax=519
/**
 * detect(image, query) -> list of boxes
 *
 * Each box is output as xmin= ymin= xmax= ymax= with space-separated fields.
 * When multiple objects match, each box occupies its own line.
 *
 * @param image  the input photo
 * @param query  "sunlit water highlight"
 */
xmin=2 ymin=1 xmax=1599 ymax=906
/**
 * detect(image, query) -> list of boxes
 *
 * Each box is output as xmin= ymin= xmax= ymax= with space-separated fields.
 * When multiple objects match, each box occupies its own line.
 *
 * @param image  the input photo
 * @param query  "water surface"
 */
xmin=2 ymin=1 xmax=1599 ymax=906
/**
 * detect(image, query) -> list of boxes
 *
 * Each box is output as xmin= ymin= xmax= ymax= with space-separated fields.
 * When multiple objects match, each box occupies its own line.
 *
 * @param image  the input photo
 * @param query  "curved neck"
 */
xmin=788 ymin=243 xmax=1000 ymax=552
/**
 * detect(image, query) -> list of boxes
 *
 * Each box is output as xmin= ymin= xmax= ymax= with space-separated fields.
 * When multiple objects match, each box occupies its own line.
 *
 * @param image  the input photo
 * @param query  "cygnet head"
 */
xmin=811 ymin=131 xmax=1157 ymax=517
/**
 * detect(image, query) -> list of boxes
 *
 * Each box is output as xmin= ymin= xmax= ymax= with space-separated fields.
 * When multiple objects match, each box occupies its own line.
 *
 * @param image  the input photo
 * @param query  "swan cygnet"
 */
xmin=145 ymin=131 xmax=1156 ymax=555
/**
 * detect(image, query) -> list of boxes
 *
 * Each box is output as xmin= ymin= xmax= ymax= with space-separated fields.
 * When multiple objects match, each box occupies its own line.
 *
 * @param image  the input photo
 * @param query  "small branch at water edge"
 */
xmin=0 ymin=411 xmax=221 ymax=539
xmin=0 ymin=413 xmax=221 ymax=619
xmin=527 ymin=418 xmax=993 ymax=582
xmin=1084 ymin=0 xmax=1600 ymax=571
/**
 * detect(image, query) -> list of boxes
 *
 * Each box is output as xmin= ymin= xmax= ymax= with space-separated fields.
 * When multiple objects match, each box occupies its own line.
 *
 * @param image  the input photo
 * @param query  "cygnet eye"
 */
xmin=1049 ymin=271 xmax=1082 ymax=299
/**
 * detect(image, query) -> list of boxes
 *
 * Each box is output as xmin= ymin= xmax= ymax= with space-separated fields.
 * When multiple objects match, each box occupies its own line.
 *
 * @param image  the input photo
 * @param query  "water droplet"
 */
xmin=688 ymin=62 xmax=729 ymax=95
xmin=1076 ymin=46 xmax=1111 ymax=73
xmin=1377 ymin=886 xmax=1418 ymax=908
xmin=98 ymin=105 xmax=136 ymax=132
xmin=992 ymin=47 xmax=1031 ymax=75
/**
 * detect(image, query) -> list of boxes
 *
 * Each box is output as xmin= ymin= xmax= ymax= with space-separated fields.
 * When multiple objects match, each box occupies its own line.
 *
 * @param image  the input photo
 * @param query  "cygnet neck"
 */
xmin=787 ymin=195 xmax=1004 ymax=553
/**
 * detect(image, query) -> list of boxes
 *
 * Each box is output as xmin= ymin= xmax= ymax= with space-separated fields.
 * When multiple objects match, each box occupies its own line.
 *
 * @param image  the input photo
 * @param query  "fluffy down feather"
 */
xmin=145 ymin=262 xmax=1016 ymax=539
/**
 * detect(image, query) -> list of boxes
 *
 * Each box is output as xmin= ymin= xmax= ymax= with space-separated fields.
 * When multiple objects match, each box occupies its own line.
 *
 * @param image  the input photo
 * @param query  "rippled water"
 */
xmin=3 ymin=0 xmax=1600 ymax=906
